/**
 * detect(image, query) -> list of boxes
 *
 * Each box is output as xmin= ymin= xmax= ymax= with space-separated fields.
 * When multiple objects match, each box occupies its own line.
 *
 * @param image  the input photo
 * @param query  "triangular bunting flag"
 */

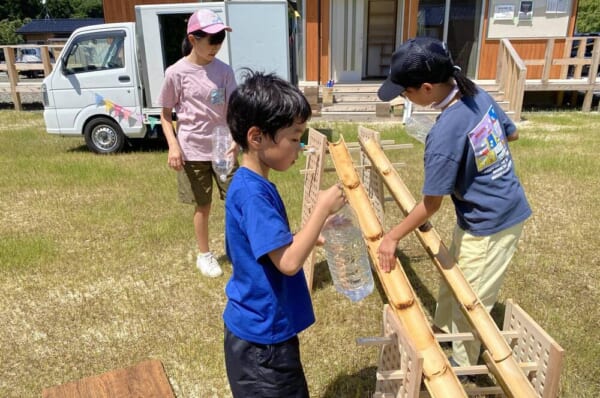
xmin=148 ymin=116 xmax=158 ymax=130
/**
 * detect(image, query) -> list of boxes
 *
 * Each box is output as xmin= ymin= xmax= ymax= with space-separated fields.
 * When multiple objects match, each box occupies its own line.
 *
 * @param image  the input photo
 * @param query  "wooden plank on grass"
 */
xmin=41 ymin=359 xmax=175 ymax=398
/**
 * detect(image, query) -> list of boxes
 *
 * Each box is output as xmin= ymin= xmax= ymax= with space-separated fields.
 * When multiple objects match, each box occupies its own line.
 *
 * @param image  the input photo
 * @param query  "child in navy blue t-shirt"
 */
xmin=377 ymin=37 xmax=531 ymax=369
xmin=223 ymin=70 xmax=346 ymax=397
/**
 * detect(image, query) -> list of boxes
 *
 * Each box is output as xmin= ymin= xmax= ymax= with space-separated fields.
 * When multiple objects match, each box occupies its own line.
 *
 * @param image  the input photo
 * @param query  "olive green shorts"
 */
xmin=177 ymin=161 xmax=234 ymax=206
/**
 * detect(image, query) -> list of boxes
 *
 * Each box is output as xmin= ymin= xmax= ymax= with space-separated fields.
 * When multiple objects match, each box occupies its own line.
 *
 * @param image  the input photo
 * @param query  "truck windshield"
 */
xmin=63 ymin=31 xmax=126 ymax=74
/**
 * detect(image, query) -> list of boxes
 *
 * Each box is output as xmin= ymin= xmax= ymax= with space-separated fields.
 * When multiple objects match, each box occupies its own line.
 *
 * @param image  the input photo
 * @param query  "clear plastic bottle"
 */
xmin=404 ymin=115 xmax=435 ymax=144
xmin=212 ymin=125 xmax=234 ymax=182
xmin=321 ymin=205 xmax=374 ymax=302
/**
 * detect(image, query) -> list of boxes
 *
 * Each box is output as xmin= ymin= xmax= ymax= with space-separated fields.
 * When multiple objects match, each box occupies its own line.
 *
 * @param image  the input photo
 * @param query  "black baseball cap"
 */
xmin=378 ymin=37 xmax=455 ymax=101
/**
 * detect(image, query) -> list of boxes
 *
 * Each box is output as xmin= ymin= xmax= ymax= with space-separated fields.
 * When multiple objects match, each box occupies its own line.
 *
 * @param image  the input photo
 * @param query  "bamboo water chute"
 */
xmin=359 ymin=136 xmax=538 ymax=398
xmin=328 ymin=137 xmax=468 ymax=398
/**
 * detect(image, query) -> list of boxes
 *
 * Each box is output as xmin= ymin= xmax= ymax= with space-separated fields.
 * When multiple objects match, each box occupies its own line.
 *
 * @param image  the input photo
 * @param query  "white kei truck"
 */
xmin=42 ymin=0 xmax=293 ymax=153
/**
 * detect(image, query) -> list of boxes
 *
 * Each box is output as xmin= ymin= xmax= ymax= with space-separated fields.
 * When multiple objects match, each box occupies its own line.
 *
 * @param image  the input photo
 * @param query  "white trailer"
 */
xmin=42 ymin=1 xmax=291 ymax=153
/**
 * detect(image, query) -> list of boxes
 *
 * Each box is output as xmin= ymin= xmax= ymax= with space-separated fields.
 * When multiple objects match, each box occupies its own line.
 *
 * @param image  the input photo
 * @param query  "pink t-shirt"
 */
xmin=158 ymin=57 xmax=237 ymax=161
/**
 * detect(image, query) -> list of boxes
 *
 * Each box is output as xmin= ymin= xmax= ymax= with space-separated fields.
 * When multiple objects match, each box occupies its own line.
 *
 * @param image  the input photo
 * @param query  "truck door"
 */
xmin=48 ymin=27 xmax=142 ymax=137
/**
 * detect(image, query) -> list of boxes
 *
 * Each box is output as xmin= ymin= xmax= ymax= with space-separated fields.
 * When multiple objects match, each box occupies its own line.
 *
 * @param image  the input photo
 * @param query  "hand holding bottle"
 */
xmin=316 ymin=183 xmax=346 ymax=216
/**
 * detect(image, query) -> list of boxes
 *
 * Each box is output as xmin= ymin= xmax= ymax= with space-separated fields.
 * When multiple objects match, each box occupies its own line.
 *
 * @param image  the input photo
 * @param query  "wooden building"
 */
xmin=103 ymin=0 xmax=580 ymax=84
xmin=103 ymin=0 xmax=189 ymax=22
xmin=305 ymin=0 xmax=580 ymax=83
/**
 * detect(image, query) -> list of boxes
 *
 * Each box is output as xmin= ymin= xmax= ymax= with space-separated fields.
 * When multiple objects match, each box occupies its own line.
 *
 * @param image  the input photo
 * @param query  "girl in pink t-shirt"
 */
xmin=158 ymin=9 xmax=238 ymax=278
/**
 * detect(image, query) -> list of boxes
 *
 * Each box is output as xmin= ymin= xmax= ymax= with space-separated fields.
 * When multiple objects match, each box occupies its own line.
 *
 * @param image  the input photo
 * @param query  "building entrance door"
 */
xmin=330 ymin=0 xmax=366 ymax=83
xmin=365 ymin=0 xmax=398 ymax=78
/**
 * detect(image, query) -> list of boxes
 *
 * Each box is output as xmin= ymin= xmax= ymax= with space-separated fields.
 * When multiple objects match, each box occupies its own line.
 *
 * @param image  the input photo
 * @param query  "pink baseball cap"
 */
xmin=187 ymin=9 xmax=232 ymax=34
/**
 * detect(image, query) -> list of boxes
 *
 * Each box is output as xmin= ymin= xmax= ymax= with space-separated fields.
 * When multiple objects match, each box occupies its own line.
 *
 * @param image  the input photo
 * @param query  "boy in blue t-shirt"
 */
xmin=223 ymin=70 xmax=346 ymax=397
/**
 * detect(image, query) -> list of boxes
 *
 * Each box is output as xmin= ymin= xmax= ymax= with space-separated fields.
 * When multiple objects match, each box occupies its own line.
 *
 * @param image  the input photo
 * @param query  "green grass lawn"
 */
xmin=0 ymin=111 xmax=598 ymax=397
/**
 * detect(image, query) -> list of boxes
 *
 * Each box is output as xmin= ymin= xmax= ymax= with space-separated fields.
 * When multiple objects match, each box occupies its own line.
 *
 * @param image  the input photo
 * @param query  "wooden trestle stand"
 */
xmin=300 ymin=127 xmax=564 ymax=398
xmin=366 ymin=300 xmax=563 ymax=397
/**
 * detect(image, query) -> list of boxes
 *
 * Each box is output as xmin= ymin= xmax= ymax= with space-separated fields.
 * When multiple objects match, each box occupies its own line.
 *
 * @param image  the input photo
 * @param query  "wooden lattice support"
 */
xmin=358 ymin=126 xmax=385 ymax=225
xmin=366 ymin=301 xmax=564 ymax=397
xmin=300 ymin=128 xmax=328 ymax=289
xmin=369 ymin=305 xmax=424 ymax=398
xmin=503 ymin=299 xmax=564 ymax=398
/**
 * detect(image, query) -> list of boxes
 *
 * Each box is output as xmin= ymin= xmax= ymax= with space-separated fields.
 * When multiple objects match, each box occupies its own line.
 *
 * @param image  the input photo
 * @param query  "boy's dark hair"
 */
xmin=227 ymin=70 xmax=311 ymax=150
xmin=181 ymin=30 xmax=226 ymax=56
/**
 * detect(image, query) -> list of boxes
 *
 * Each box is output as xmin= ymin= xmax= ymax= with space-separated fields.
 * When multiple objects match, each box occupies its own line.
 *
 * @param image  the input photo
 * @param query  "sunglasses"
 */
xmin=192 ymin=30 xmax=226 ymax=46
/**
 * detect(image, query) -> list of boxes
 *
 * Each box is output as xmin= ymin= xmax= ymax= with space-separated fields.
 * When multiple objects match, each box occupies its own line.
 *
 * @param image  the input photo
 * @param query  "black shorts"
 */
xmin=224 ymin=325 xmax=309 ymax=398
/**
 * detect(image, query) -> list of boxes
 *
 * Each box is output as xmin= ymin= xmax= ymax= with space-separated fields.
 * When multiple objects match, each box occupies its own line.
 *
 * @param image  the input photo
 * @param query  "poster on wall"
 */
xmin=487 ymin=0 xmax=571 ymax=38
xmin=494 ymin=4 xmax=515 ymax=20
xmin=546 ymin=0 xmax=569 ymax=13
xmin=518 ymin=0 xmax=533 ymax=19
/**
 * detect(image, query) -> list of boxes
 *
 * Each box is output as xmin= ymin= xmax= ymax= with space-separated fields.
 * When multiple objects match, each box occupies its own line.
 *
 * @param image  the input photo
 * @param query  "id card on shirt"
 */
xmin=467 ymin=106 xmax=509 ymax=173
xmin=210 ymin=88 xmax=225 ymax=105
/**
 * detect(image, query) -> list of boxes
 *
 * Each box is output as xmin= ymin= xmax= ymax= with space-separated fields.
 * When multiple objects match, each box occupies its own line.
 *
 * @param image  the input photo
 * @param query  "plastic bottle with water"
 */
xmin=212 ymin=125 xmax=234 ymax=182
xmin=402 ymin=100 xmax=435 ymax=144
xmin=404 ymin=115 xmax=435 ymax=144
xmin=321 ymin=205 xmax=374 ymax=302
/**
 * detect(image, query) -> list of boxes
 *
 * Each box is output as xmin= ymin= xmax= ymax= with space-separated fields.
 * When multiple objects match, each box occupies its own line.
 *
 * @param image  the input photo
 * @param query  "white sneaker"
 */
xmin=196 ymin=252 xmax=223 ymax=278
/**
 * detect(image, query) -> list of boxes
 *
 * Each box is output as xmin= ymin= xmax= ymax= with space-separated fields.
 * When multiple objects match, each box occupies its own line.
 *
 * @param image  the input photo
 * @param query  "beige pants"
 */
xmin=433 ymin=222 xmax=525 ymax=366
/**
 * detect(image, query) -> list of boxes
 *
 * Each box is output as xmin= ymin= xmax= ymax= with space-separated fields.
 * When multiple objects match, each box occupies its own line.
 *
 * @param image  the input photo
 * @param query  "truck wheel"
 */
xmin=84 ymin=117 xmax=126 ymax=154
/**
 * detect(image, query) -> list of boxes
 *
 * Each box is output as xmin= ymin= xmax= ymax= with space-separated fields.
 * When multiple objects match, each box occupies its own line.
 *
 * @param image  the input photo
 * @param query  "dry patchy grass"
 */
xmin=0 ymin=111 xmax=599 ymax=397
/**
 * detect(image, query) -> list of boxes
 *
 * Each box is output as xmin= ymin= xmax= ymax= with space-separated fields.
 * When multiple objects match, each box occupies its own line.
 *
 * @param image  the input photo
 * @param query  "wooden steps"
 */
xmin=301 ymin=81 xmax=511 ymax=121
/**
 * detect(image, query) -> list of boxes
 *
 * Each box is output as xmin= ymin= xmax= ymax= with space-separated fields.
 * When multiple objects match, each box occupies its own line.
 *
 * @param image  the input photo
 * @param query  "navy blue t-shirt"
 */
xmin=423 ymin=87 xmax=531 ymax=236
xmin=223 ymin=167 xmax=315 ymax=344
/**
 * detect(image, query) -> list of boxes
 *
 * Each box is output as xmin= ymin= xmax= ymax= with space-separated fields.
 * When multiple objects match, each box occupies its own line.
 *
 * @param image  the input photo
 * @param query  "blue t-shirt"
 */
xmin=423 ymin=87 xmax=531 ymax=236
xmin=223 ymin=167 xmax=315 ymax=344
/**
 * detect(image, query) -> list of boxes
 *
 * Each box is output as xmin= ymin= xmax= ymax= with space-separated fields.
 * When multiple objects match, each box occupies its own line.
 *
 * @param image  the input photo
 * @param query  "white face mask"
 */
xmin=430 ymin=85 xmax=459 ymax=109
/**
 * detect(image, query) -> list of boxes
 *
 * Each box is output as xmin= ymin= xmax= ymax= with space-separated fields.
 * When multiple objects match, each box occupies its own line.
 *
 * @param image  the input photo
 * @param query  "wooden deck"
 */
xmin=521 ymin=37 xmax=600 ymax=112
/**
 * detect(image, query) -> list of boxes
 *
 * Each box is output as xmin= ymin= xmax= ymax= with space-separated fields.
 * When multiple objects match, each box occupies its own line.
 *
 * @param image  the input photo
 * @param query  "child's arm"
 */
xmin=160 ymin=107 xmax=184 ymax=170
xmin=268 ymin=185 xmax=346 ymax=276
xmin=377 ymin=194 xmax=443 ymax=272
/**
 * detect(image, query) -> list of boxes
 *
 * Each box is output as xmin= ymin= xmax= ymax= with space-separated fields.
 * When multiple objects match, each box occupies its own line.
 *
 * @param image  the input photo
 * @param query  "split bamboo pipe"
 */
xmin=360 ymin=136 xmax=537 ymax=398
xmin=328 ymin=137 xmax=467 ymax=398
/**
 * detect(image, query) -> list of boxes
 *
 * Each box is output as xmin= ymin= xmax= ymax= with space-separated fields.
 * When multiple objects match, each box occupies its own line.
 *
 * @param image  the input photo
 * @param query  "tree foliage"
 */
xmin=576 ymin=0 xmax=600 ymax=33
xmin=0 ymin=18 xmax=27 ymax=45
xmin=0 ymin=0 xmax=102 ymax=21
xmin=0 ymin=0 xmax=102 ymax=45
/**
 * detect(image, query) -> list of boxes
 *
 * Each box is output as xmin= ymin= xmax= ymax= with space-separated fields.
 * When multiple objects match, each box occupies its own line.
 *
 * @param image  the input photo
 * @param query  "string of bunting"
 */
xmin=94 ymin=93 xmax=159 ymax=129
